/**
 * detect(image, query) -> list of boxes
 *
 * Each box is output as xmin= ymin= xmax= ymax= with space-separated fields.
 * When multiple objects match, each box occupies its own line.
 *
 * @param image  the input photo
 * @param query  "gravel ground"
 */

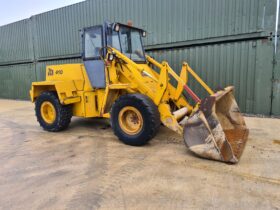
xmin=0 ymin=99 xmax=279 ymax=210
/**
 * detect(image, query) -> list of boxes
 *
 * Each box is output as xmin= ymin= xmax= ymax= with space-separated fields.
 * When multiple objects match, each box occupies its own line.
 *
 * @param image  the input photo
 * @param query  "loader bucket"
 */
xmin=183 ymin=86 xmax=249 ymax=163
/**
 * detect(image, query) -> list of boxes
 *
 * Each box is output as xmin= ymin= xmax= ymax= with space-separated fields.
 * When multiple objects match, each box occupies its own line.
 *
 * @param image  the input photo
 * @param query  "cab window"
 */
xmin=84 ymin=27 xmax=102 ymax=59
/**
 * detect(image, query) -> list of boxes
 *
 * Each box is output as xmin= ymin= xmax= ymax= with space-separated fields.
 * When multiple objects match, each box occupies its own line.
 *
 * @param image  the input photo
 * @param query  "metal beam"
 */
xmin=145 ymin=31 xmax=270 ymax=51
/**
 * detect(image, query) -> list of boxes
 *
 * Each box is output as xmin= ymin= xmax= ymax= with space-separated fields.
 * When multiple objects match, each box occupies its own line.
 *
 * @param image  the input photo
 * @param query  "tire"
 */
xmin=35 ymin=91 xmax=72 ymax=132
xmin=110 ymin=94 xmax=161 ymax=146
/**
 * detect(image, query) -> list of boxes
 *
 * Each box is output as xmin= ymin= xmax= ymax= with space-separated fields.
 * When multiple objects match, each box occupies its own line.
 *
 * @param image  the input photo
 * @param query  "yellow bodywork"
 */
xmin=30 ymin=47 xmax=214 ymax=134
xmin=30 ymin=64 xmax=107 ymax=118
xmin=30 ymin=46 xmax=249 ymax=163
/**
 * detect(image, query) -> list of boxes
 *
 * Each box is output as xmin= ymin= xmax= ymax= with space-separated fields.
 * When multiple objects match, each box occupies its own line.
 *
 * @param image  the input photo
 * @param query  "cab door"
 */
xmin=82 ymin=26 xmax=106 ymax=88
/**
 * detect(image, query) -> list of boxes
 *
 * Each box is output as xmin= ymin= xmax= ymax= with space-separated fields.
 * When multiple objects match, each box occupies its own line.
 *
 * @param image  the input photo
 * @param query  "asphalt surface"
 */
xmin=0 ymin=99 xmax=279 ymax=210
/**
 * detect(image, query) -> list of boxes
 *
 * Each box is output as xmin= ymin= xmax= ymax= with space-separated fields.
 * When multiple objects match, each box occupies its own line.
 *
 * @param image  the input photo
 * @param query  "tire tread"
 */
xmin=110 ymin=94 xmax=161 ymax=146
xmin=35 ymin=91 xmax=72 ymax=132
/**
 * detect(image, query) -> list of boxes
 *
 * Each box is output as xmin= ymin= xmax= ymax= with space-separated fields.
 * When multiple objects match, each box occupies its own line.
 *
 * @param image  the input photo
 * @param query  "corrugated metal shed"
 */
xmin=0 ymin=19 xmax=34 ymax=65
xmin=31 ymin=3 xmax=86 ymax=60
xmin=0 ymin=64 xmax=35 ymax=99
xmin=149 ymin=39 xmax=274 ymax=115
xmin=30 ymin=33 xmax=275 ymax=114
xmin=0 ymin=0 xmax=278 ymax=63
xmin=31 ymin=0 xmax=277 ymax=60
xmin=0 ymin=0 xmax=278 ymax=116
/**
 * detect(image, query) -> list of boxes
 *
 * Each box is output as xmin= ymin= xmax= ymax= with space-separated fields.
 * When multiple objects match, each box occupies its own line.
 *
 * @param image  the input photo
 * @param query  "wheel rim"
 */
xmin=118 ymin=106 xmax=143 ymax=135
xmin=40 ymin=101 xmax=56 ymax=124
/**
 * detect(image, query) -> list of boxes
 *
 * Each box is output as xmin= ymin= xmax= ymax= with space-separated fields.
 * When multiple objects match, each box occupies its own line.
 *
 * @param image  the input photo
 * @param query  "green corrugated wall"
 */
xmin=0 ymin=19 xmax=34 ymax=65
xmin=0 ymin=64 xmax=36 ymax=100
xmin=149 ymin=40 xmax=274 ymax=115
xmin=31 ymin=0 xmax=272 ymax=59
xmin=0 ymin=0 xmax=279 ymax=116
xmin=0 ymin=0 xmax=277 ymax=62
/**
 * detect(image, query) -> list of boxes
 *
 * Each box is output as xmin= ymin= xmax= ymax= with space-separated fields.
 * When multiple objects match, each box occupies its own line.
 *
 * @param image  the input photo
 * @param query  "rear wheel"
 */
xmin=35 ymin=91 xmax=72 ymax=132
xmin=111 ymin=94 xmax=161 ymax=146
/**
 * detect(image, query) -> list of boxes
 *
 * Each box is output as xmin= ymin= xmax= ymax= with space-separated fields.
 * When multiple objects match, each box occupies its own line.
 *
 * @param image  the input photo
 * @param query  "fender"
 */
xmin=30 ymin=80 xmax=81 ymax=105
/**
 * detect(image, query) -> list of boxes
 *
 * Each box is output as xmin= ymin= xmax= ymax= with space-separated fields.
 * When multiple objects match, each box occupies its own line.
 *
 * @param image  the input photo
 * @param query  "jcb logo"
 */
xmin=47 ymin=68 xmax=63 ymax=76
xmin=48 ymin=68 xmax=54 ymax=76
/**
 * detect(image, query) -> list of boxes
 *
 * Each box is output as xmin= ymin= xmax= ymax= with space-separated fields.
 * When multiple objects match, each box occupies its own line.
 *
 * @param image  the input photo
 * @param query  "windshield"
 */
xmin=110 ymin=26 xmax=146 ymax=62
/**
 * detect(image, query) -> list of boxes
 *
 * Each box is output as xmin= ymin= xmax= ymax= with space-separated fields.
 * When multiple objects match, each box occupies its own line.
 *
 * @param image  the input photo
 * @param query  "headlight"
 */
xmin=108 ymin=53 xmax=115 ymax=61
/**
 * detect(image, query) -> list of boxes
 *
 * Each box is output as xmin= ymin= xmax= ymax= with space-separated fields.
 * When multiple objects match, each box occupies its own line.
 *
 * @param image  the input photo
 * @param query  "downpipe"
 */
xmin=275 ymin=0 xmax=280 ymax=55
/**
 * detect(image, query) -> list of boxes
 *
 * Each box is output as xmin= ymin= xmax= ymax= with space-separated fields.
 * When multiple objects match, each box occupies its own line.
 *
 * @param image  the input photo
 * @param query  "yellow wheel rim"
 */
xmin=118 ymin=106 xmax=143 ymax=135
xmin=40 ymin=101 xmax=56 ymax=124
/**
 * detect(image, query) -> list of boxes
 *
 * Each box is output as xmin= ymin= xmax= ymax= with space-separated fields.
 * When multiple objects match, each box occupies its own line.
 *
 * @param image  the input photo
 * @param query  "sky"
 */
xmin=0 ymin=0 xmax=85 ymax=26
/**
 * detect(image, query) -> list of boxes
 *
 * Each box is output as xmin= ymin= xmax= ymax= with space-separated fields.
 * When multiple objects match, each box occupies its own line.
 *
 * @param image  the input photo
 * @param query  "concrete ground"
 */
xmin=0 ymin=99 xmax=279 ymax=210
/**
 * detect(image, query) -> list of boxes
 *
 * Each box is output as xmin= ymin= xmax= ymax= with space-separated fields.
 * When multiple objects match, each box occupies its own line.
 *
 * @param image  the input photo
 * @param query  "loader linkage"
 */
xmin=108 ymin=47 xmax=249 ymax=163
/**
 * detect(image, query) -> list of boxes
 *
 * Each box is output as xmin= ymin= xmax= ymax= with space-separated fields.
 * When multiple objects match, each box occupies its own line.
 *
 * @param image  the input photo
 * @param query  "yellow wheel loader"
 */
xmin=30 ymin=21 xmax=249 ymax=163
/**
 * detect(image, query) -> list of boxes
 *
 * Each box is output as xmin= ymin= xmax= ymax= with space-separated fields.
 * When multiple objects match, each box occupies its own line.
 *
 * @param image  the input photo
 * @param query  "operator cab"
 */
xmin=81 ymin=21 xmax=147 ymax=88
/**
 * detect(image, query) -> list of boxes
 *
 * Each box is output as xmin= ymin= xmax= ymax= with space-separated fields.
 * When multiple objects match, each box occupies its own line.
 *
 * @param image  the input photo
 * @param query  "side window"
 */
xmin=111 ymin=31 xmax=121 ymax=51
xmin=120 ymin=34 xmax=129 ymax=53
xmin=84 ymin=27 xmax=102 ymax=59
xmin=130 ymin=31 xmax=145 ymax=60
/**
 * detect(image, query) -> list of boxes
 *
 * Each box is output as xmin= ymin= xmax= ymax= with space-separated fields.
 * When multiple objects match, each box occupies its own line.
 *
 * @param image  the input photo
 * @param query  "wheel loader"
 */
xmin=30 ymin=21 xmax=249 ymax=163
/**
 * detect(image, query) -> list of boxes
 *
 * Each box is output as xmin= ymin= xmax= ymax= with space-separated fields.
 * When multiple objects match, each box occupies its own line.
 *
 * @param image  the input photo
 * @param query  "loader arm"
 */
xmin=106 ymin=47 xmax=206 ymax=108
xmin=105 ymin=47 xmax=248 ymax=163
xmin=146 ymin=56 xmax=214 ymax=102
xmin=106 ymin=47 xmax=215 ymax=111
xmin=103 ymin=47 xmax=218 ymax=135
xmin=103 ymin=47 xmax=194 ymax=134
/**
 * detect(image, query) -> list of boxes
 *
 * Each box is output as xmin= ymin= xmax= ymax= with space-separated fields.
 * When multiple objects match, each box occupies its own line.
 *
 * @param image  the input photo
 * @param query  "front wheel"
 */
xmin=35 ymin=91 xmax=72 ymax=132
xmin=110 ymin=94 xmax=161 ymax=146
